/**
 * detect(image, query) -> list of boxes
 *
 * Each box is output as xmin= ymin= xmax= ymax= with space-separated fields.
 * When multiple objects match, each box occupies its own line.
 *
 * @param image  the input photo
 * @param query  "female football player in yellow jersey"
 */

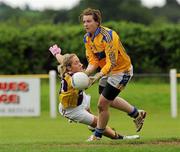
xmin=49 ymin=44 xmax=140 ymax=141
xmin=79 ymin=8 xmax=146 ymax=141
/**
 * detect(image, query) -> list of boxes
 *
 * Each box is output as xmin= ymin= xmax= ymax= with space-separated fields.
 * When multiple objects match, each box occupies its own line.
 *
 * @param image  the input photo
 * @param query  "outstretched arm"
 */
xmin=49 ymin=44 xmax=64 ymax=64
xmin=85 ymin=64 xmax=98 ymax=76
xmin=55 ymin=54 xmax=64 ymax=64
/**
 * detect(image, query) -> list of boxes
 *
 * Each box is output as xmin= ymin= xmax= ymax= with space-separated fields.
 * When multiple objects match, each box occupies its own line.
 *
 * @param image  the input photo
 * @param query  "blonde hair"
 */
xmin=79 ymin=8 xmax=102 ymax=26
xmin=57 ymin=53 xmax=76 ymax=78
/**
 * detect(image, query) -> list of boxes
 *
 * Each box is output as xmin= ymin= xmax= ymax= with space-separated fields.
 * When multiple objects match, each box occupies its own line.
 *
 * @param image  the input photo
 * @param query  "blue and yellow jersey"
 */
xmin=59 ymin=72 xmax=83 ymax=109
xmin=84 ymin=26 xmax=131 ymax=75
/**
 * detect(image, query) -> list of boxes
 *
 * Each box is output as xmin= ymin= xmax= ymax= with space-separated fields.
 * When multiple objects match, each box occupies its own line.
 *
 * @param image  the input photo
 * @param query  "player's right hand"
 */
xmin=49 ymin=44 xmax=61 ymax=56
xmin=88 ymin=72 xmax=103 ymax=87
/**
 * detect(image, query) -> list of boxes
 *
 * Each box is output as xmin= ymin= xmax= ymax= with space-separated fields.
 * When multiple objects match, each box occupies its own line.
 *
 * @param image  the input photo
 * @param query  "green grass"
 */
xmin=0 ymin=80 xmax=180 ymax=152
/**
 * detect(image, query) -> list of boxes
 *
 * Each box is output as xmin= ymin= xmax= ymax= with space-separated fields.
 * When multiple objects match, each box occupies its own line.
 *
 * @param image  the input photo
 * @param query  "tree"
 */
xmin=152 ymin=0 xmax=180 ymax=23
xmin=60 ymin=0 xmax=154 ymax=24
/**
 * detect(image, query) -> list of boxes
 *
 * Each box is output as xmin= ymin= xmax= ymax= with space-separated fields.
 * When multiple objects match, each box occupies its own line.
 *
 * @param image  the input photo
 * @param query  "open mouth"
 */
xmin=85 ymin=27 xmax=89 ymax=30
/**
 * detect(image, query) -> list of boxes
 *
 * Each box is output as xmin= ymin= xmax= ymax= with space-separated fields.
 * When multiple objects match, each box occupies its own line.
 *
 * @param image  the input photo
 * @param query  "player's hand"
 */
xmin=49 ymin=44 xmax=61 ymax=56
xmin=88 ymin=72 xmax=103 ymax=87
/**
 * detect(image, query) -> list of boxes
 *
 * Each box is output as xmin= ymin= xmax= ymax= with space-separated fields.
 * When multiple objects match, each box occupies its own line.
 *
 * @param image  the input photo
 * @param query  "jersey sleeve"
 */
xmin=84 ymin=36 xmax=99 ymax=67
xmin=100 ymin=31 xmax=119 ymax=75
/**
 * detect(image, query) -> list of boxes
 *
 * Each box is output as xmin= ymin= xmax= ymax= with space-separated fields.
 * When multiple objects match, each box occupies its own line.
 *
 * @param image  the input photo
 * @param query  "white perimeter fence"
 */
xmin=170 ymin=69 xmax=180 ymax=118
xmin=134 ymin=69 xmax=179 ymax=118
xmin=0 ymin=69 xmax=179 ymax=118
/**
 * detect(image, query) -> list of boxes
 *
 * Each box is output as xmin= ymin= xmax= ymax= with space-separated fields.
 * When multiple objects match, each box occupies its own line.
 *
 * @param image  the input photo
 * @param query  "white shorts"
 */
xmin=59 ymin=92 xmax=94 ymax=125
xmin=99 ymin=66 xmax=133 ymax=89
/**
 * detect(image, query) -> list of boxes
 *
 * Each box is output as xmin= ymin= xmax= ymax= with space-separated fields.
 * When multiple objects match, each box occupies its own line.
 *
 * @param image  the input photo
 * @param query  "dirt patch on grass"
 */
xmin=1 ymin=138 xmax=180 ymax=148
xmin=40 ymin=138 xmax=180 ymax=148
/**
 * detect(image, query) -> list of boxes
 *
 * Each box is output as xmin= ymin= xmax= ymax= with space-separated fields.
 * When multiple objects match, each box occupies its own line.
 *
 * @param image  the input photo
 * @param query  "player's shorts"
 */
xmin=99 ymin=66 xmax=133 ymax=100
xmin=59 ymin=92 xmax=94 ymax=125
xmin=99 ymin=66 xmax=133 ymax=90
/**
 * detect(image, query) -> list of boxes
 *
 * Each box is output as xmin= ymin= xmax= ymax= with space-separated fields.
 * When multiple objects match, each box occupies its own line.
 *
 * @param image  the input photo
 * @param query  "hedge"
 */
xmin=0 ymin=22 xmax=179 ymax=74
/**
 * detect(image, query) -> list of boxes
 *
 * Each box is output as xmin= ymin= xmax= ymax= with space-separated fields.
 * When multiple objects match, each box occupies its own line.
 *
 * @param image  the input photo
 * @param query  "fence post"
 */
xmin=170 ymin=69 xmax=177 ymax=118
xmin=49 ymin=70 xmax=57 ymax=118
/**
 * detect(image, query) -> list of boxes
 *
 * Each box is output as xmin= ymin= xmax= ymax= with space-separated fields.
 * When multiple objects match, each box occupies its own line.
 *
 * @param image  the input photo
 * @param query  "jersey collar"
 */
xmin=87 ymin=26 xmax=101 ymax=41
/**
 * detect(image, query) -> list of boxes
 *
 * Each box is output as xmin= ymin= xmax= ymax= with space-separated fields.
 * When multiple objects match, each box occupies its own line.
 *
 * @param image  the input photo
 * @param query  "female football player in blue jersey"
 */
xmin=49 ymin=44 xmax=140 ymax=141
xmin=79 ymin=8 xmax=146 ymax=141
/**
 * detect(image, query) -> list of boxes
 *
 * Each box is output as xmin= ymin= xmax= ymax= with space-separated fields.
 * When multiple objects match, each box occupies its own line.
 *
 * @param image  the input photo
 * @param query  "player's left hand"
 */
xmin=49 ymin=44 xmax=61 ymax=56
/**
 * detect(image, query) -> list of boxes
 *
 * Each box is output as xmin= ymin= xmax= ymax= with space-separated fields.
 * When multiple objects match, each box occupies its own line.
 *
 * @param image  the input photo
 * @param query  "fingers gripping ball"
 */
xmin=72 ymin=72 xmax=90 ymax=90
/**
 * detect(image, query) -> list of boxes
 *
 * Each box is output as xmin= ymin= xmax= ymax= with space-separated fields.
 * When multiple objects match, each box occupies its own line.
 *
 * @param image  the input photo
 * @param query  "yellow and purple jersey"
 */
xmin=84 ymin=26 xmax=131 ymax=75
xmin=59 ymin=72 xmax=83 ymax=109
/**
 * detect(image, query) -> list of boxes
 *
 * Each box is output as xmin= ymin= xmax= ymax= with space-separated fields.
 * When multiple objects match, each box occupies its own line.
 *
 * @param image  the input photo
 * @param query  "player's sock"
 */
xmin=128 ymin=107 xmax=139 ymax=118
xmin=111 ymin=128 xmax=124 ymax=139
xmin=94 ymin=128 xmax=104 ymax=138
xmin=116 ymin=134 xmax=124 ymax=139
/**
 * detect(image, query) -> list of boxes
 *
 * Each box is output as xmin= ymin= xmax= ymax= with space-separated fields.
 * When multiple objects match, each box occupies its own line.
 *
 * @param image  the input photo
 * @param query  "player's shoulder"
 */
xmin=64 ymin=72 xmax=73 ymax=80
xmin=100 ymin=26 xmax=114 ymax=42
xmin=83 ymin=33 xmax=90 ymax=43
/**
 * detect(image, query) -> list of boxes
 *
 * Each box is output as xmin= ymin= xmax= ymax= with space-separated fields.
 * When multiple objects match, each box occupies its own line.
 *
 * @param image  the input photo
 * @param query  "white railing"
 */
xmin=1 ymin=70 xmax=178 ymax=118
xmin=170 ymin=69 xmax=180 ymax=118
xmin=49 ymin=70 xmax=57 ymax=118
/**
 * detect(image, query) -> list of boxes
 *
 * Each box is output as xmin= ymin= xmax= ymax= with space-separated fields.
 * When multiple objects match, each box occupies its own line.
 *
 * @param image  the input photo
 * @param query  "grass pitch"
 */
xmin=0 ymin=80 xmax=180 ymax=152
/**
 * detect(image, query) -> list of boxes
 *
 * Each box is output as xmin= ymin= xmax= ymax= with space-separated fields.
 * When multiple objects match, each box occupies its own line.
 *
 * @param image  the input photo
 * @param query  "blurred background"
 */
xmin=0 ymin=0 xmax=179 ymax=74
xmin=0 ymin=1 xmax=180 ymax=150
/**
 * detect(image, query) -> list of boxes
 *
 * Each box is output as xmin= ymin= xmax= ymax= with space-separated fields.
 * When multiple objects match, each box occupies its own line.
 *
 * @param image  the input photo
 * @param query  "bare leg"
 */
xmin=90 ymin=114 xmax=123 ymax=139
xmin=110 ymin=96 xmax=146 ymax=132
xmin=110 ymin=96 xmax=134 ymax=113
xmin=97 ymin=95 xmax=111 ymax=129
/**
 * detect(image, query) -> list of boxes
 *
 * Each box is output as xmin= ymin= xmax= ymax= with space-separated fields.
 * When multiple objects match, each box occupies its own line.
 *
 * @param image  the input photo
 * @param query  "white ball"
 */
xmin=71 ymin=72 xmax=89 ymax=90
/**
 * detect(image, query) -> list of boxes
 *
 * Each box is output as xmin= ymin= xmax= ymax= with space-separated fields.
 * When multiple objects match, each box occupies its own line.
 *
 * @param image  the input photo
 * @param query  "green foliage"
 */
xmin=105 ymin=22 xmax=180 ymax=73
xmin=0 ymin=22 xmax=180 ymax=74
xmin=1 ymin=0 xmax=180 ymax=25
xmin=152 ymin=0 xmax=180 ymax=23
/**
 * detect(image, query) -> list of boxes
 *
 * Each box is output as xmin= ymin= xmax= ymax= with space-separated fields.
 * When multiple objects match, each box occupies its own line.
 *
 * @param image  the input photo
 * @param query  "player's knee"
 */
xmin=97 ymin=100 xmax=109 ymax=112
xmin=97 ymin=104 xmax=104 ymax=112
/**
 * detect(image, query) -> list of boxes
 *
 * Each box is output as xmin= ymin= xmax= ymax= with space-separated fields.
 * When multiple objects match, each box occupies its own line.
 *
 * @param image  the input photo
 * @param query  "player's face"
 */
xmin=70 ymin=56 xmax=83 ymax=73
xmin=82 ymin=15 xmax=99 ymax=34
